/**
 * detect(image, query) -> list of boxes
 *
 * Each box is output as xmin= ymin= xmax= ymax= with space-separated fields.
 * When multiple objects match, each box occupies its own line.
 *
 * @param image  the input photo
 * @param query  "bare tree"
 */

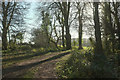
xmin=1 ymin=1 xmax=16 ymax=50
xmin=57 ymin=2 xmax=71 ymax=50
xmin=75 ymin=2 xmax=86 ymax=50
xmin=0 ymin=1 xmax=29 ymax=50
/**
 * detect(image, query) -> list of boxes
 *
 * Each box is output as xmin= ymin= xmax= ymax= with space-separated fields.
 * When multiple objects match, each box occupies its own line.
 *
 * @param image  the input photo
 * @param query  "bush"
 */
xmin=20 ymin=45 xmax=31 ymax=51
xmin=56 ymin=49 xmax=118 ymax=78
xmin=56 ymin=49 xmax=92 ymax=78
xmin=31 ymin=47 xmax=59 ymax=55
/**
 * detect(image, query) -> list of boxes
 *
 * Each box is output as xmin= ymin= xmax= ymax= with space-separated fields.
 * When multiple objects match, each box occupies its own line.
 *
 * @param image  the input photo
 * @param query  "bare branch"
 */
xmin=7 ymin=2 xmax=16 ymax=29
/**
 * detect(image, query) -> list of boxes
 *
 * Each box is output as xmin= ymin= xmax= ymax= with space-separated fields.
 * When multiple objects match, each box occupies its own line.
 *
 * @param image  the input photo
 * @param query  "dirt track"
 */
xmin=2 ymin=50 xmax=71 ymax=78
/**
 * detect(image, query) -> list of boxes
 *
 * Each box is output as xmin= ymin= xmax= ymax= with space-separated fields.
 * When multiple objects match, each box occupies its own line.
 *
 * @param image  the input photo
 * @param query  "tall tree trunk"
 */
xmin=62 ymin=25 xmax=65 ymax=48
xmin=65 ymin=16 xmax=71 ymax=50
xmin=58 ymin=2 xmax=71 ymax=50
xmin=113 ymin=2 xmax=120 ymax=50
xmin=91 ymin=3 xmax=107 ymax=78
xmin=103 ymin=2 xmax=115 ymax=53
xmin=108 ymin=3 xmax=115 ymax=52
xmin=2 ymin=2 xmax=8 ymax=50
xmin=8 ymin=28 xmax=11 ymax=45
xmin=93 ymin=2 xmax=103 ymax=55
xmin=117 ymin=20 xmax=120 ymax=50
xmin=78 ymin=9 xmax=83 ymax=50
xmin=103 ymin=3 xmax=108 ymax=51
xmin=2 ymin=29 xmax=8 ymax=50
xmin=64 ymin=2 xmax=71 ymax=50
xmin=2 ymin=2 xmax=16 ymax=50
xmin=117 ymin=19 xmax=120 ymax=50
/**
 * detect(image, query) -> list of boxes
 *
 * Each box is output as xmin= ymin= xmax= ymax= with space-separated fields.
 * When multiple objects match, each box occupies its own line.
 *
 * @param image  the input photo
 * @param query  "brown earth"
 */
xmin=2 ymin=50 xmax=71 ymax=78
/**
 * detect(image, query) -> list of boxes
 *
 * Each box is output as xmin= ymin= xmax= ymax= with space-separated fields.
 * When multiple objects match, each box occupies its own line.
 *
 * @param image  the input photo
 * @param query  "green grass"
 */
xmin=55 ymin=52 xmax=72 ymax=78
xmin=2 ymin=48 xmax=59 ymax=68
xmin=2 ymin=46 xmax=91 ymax=69
xmin=22 ymin=50 xmax=72 ymax=78
xmin=20 ymin=50 xmax=72 ymax=78
xmin=56 ymin=48 xmax=118 ymax=78
xmin=23 ymin=66 xmax=39 ymax=78
xmin=72 ymin=46 xmax=92 ymax=50
xmin=2 ymin=48 xmax=70 ymax=68
xmin=56 ymin=49 xmax=92 ymax=78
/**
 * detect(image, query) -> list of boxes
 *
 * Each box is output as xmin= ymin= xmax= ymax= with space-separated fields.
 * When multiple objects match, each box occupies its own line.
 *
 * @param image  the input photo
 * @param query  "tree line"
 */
xmin=0 ymin=1 xmax=120 ymax=55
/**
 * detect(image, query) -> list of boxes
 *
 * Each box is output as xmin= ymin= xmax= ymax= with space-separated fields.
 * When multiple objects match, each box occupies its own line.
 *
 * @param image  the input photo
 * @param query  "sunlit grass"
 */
xmin=23 ymin=66 xmax=39 ymax=78
xmin=2 ymin=48 xmax=48 ymax=68
xmin=56 ymin=53 xmax=72 ymax=78
xmin=56 ymin=47 xmax=118 ymax=78
xmin=2 ymin=48 xmax=70 ymax=68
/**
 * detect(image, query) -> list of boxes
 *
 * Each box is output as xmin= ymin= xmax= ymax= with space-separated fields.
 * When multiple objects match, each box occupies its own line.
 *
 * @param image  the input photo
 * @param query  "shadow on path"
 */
xmin=3 ymin=50 xmax=59 ymax=62
xmin=3 ymin=51 xmax=70 ymax=77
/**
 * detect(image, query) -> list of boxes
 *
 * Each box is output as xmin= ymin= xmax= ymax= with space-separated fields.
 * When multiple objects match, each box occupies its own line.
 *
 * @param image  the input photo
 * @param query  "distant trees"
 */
xmin=16 ymin=32 xmax=24 ymax=44
xmin=9 ymin=32 xmax=24 ymax=49
xmin=35 ymin=2 xmax=90 ymax=50
xmin=35 ymin=2 xmax=71 ymax=49
xmin=32 ymin=8 xmax=61 ymax=49
xmin=31 ymin=28 xmax=50 ymax=48
xmin=41 ymin=11 xmax=51 ymax=47
xmin=31 ymin=10 xmax=52 ymax=48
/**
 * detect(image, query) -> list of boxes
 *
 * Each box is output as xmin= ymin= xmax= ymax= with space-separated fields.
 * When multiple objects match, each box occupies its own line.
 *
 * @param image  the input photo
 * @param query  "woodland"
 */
xmin=0 ymin=1 xmax=120 ymax=78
